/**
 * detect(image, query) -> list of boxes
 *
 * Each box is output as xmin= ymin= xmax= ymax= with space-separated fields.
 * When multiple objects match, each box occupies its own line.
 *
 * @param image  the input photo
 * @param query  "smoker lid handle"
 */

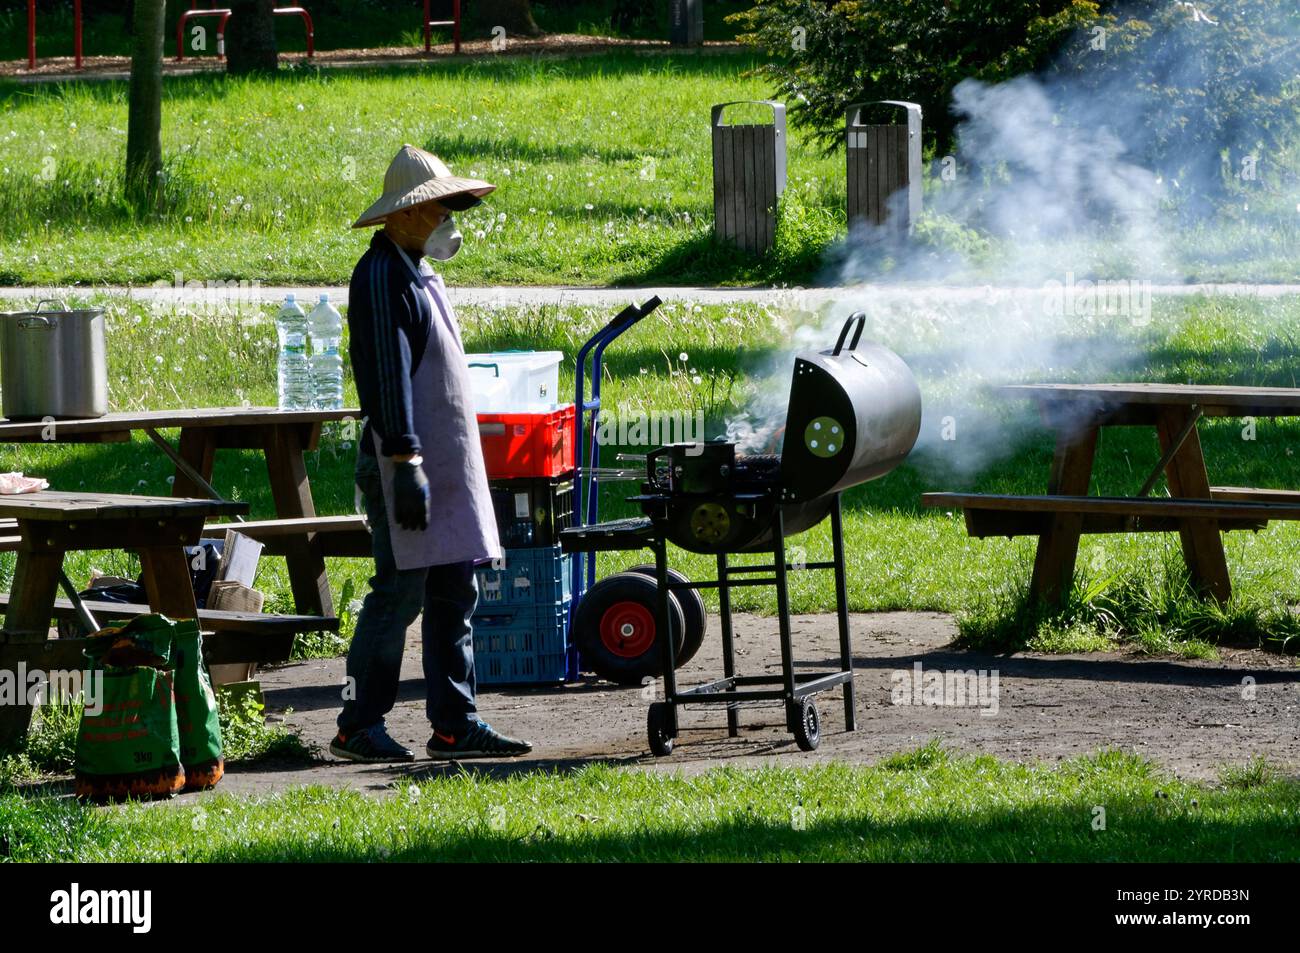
xmin=833 ymin=312 xmax=866 ymax=355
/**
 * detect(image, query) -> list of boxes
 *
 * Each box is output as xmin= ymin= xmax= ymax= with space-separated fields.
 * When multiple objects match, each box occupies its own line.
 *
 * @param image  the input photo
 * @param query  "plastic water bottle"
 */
xmin=275 ymin=294 xmax=311 ymax=410
xmin=307 ymin=293 xmax=345 ymax=410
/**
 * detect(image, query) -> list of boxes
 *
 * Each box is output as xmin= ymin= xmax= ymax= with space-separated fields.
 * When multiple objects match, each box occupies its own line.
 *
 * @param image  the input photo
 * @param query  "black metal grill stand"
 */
xmin=562 ymin=494 xmax=856 ymax=755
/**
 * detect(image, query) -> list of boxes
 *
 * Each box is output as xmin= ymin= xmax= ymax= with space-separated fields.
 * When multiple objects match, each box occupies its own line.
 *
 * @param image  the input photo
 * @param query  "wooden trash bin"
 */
xmin=711 ymin=100 xmax=787 ymax=255
xmin=846 ymin=100 xmax=922 ymax=233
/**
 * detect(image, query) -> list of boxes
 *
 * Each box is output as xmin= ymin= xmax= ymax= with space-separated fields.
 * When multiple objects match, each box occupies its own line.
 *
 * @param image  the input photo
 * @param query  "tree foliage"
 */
xmin=1056 ymin=1 xmax=1300 ymax=193
xmin=729 ymin=0 xmax=1102 ymax=155
xmin=729 ymin=0 xmax=1299 ymax=197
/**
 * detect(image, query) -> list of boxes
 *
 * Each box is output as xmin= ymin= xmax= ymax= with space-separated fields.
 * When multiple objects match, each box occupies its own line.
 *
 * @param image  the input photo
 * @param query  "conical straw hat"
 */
xmin=353 ymin=144 xmax=495 ymax=228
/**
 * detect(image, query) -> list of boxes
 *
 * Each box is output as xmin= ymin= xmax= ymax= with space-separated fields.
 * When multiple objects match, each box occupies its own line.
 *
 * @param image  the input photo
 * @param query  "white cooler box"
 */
xmin=466 ymin=350 xmax=563 ymax=412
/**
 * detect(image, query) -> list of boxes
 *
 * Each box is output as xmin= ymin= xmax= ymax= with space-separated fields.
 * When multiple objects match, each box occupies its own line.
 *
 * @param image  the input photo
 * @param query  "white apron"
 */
xmin=373 ymin=251 xmax=501 ymax=570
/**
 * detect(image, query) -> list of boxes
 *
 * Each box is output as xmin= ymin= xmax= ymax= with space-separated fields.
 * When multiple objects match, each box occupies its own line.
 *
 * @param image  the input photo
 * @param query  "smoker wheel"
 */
xmin=647 ymin=702 xmax=674 ymax=757
xmin=573 ymin=572 xmax=686 ymax=686
xmin=789 ymin=698 xmax=821 ymax=752
xmin=624 ymin=564 xmax=708 ymax=666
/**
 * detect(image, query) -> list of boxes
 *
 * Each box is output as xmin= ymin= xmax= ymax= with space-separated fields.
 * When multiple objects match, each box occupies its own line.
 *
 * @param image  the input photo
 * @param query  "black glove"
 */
xmin=392 ymin=459 xmax=430 ymax=532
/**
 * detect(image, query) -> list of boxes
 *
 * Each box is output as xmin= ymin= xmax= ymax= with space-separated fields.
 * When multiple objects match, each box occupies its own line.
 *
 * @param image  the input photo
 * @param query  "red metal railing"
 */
xmin=177 ymin=3 xmax=315 ymax=62
xmin=177 ymin=4 xmax=232 ymax=62
xmin=274 ymin=7 xmax=315 ymax=57
xmin=26 ymin=0 xmax=84 ymax=70
xmin=424 ymin=0 xmax=462 ymax=54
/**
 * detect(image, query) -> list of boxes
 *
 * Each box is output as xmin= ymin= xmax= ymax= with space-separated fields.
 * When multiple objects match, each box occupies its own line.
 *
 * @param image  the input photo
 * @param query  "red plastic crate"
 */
xmin=478 ymin=404 xmax=575 ymax=479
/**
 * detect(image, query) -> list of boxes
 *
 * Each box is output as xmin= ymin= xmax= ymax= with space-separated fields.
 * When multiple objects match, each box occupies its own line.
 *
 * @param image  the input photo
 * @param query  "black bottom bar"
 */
xmin=653 ymin=494 xmax=856 ymax=753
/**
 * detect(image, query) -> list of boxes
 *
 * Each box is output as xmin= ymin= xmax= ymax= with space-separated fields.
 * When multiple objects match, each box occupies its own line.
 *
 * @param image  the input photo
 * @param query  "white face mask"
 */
xmin=424 ymin=216 xmax=463 ymax=261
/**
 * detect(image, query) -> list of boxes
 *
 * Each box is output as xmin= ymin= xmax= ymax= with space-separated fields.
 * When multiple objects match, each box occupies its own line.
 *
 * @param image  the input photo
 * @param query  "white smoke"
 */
xmin=725 ymin=2 xmax=1295 ymax=478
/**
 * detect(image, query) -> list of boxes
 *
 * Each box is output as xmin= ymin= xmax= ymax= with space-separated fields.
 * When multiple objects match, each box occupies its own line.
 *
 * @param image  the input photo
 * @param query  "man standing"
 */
xmin=332 ymin=144 xmax=533 ymax=762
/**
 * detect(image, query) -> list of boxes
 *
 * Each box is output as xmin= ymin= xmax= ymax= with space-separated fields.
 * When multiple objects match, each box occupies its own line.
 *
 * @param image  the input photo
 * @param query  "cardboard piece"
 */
xmin=207 ymin=531 xmax=267 ymax=686
xmin=218 ymin=530 xmax=264 ymax=588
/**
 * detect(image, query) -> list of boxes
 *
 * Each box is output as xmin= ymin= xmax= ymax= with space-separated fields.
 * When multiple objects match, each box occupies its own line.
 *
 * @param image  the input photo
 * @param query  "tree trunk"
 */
xmin=475 ymin=0 xmax=543 ymax=38
xmin=125 ymin=0 xmax=165 ymax=208
xmin=226 ymin=0 xmax=279 ymax=75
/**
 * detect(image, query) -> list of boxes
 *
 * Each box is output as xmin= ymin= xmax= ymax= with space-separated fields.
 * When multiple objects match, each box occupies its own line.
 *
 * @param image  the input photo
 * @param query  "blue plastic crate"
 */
xmin=474 ymin=545 xmax=572 ymax=608
xmin=472 ymin=598 xmax=572 ymax=685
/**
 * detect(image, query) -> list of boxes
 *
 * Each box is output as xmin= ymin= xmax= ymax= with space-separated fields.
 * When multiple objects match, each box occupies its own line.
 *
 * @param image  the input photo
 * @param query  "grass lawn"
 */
xmin=0 ymin=52 xmax=1295 ymax=288
xmin=1 ymin=291 xmax=1300 ymax=658
xmin=0 ymin=52 xmax=842 ymax=287
xmin=2 ymin=745 xmax=1296 ymax=861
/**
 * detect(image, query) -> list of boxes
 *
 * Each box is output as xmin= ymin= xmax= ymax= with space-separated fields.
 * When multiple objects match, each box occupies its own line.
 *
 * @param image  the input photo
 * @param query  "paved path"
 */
xmin=3 ymin=283 xmax=1299 ymax=312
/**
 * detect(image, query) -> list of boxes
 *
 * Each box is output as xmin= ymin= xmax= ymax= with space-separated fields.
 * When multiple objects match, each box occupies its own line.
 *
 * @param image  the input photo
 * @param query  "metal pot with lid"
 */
xmin=0 ymin=299 xmax=108 ymax=420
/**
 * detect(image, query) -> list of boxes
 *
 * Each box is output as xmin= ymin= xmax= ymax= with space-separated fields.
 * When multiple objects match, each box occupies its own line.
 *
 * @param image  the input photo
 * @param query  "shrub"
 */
xmin=729 ymin=0 xmax=1101 ymax=154
xmin=731 ymin=1 xmax=1300 ymax=206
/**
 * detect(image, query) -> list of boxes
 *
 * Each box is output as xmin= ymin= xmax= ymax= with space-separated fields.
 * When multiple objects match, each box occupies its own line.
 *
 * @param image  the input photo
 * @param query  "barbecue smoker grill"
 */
xmin=561 ymin=314 xmax=921 ymax=755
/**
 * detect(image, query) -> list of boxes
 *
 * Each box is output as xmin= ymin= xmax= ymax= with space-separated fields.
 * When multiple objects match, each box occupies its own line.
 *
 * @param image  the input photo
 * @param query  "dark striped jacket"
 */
xmin=346 ymin=231 xmax=433 ymax=457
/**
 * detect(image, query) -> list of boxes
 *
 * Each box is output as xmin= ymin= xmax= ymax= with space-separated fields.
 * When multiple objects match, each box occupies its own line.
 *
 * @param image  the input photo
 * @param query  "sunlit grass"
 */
xmin=2 ymin=746 xmax=1297 ymax=861
xmin=0 ymin=52 xmax=1295 ymax=287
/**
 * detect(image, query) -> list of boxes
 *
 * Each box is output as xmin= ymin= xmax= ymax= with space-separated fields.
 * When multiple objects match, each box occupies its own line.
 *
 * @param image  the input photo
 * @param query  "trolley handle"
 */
xmin=604 ymin=295 xmax=662 ymax=335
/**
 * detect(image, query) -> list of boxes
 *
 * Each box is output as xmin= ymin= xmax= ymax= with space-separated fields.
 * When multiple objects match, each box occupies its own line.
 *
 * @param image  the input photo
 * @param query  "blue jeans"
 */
xmin=337 ymin=451 xmax=480 ymax=735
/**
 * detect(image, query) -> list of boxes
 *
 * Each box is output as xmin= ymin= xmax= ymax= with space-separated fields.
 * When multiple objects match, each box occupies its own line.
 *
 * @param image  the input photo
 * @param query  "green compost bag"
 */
xmin=82 ymin=613 xmax=175 ymax=669
xmin=74 ymin=664 xmax=184 ymax=801
xmin=171 ymin=619 xmax=224 ymax=791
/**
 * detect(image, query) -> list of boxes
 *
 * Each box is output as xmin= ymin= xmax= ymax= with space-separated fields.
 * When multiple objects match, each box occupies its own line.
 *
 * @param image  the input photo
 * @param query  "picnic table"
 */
xmin=922 ymin=383 xmax=1300 ymax=606
xmin=0 ymin=491 xmax=249 ymax=746
xmin=0 ymin=407 xmax=365 ymax=618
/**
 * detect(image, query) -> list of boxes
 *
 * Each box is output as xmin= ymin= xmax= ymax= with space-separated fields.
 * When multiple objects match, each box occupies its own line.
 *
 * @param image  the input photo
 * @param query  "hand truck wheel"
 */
xmin=647 ymin=702 xmax=674 ymax=757
xmin=625 ymin=565 xmax=708 ymax=666
xmin=573 ymin=572 xmax=686 ymax=686
xmin=790 ymin=697 xmax=820 ymax=752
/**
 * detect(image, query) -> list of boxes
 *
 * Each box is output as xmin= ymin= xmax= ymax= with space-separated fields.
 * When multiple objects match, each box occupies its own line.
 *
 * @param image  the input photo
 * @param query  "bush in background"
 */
xmin=730 ymin=0 xmax=1101 ymax=154
xmin=731 ymin=0 xmax=1299 ymax=208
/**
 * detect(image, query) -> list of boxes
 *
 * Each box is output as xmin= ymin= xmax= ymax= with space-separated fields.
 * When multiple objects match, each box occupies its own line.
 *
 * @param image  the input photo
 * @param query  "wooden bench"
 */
xmin=0 ymin=593 xmax=337 ymax=668
xmin=204 ymin=515 xmax=371 ymax=558
xmin=921 ymin=491 xmax=1300 ymax=607
xmin=0 ymin=515 xmax=370 ymax=555
xmin=0 ymin=520 xmax=18 ymax=552
xmin=0 ymin=513 xmax=356 ymax=668
xmin=0 ymin=406 xmax=360 ymax=618
xmin=0 ymin=490 xmax=252 ymax=746
xmin=971 ymin=383 xmax=1300 ymax=608
xmin=919 ymin=492 xmax=1299 ymax=538
xmin=1209 ymin=486 xmax=1300 ymax=505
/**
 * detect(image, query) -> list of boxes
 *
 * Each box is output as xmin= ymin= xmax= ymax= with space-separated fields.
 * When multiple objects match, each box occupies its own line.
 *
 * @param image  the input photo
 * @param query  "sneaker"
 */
xmin=426 ymin=721 xmax=533 ymax=760
xmin=330 ymin=725 xmax=415 ymax=763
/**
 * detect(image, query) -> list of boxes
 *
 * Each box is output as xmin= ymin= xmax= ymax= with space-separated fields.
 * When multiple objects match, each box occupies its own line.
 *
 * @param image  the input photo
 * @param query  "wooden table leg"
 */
xmin=262 ymin=424 xmax=333 ymax=617
xmin=170 ymin=427 xmax=218 ymax=499
xmin=1029 ymin=426 xmax=1099 ymax=607
xmin=1156 ymin=407 xmax=1231 ymax=602
xmin=138 ymin=546 xmax=200 ymax=619
xmin=0 ymin=551 xmax=64 ymax=749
